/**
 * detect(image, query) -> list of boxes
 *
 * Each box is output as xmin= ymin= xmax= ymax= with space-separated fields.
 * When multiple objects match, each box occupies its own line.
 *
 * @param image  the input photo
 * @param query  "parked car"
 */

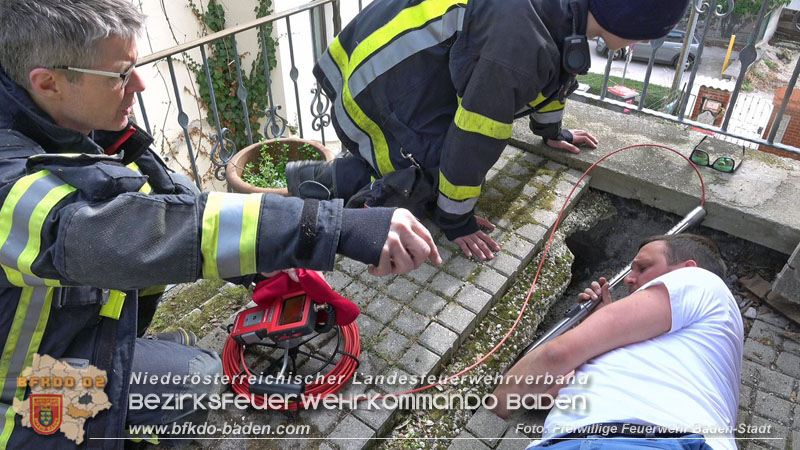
xmin=595 ymin=30 xmax=700 ymax=71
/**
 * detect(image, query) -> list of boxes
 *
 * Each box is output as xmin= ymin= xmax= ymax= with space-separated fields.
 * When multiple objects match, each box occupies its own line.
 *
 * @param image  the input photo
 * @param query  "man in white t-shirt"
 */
xmin=492 ymin=234 xmax=743 ymax=450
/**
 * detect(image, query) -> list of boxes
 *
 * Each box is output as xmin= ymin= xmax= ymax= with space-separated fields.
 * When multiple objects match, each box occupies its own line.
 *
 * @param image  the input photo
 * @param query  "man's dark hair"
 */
xmin=640 ymin=234 xmax=726 ymax=279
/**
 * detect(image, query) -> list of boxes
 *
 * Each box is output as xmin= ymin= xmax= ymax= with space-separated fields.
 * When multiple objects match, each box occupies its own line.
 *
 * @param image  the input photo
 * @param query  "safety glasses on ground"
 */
xmin=54 ymin=65 xmax=135 ymax=89
xmin=690 ymin=136 xmax=745 ymax=173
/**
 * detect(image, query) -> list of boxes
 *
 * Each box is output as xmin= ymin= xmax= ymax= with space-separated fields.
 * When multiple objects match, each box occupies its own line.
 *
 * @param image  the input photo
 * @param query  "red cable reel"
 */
xmin=222 ymin=270 xmax=361 ymax=410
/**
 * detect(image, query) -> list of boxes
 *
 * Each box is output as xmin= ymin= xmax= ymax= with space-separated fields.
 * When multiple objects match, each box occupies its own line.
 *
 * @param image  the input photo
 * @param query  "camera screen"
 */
xmin=279 ymin=294 xmax=306 ymax=325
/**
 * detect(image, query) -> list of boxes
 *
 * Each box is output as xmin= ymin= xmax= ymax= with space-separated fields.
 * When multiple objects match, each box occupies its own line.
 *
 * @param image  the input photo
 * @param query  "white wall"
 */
xmin=133 ymin=0 xmax=373 ymax=191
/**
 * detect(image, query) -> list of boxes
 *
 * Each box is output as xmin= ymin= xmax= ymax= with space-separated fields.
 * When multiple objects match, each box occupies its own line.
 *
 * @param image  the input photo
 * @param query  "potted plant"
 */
xmin=226 ymin=138 xmax=335 ymax=195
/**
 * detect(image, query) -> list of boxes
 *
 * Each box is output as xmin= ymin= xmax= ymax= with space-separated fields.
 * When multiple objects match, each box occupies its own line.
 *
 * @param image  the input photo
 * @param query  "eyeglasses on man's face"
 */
xmin=690 ymin=136 xmax=745 ymax=173
xmin=53 ymin=65 xmax=136 ymax=89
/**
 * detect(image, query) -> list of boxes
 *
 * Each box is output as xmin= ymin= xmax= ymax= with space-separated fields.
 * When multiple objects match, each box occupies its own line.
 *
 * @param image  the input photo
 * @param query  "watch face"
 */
xmin=279 ymin=294 xmax=306 ymax=326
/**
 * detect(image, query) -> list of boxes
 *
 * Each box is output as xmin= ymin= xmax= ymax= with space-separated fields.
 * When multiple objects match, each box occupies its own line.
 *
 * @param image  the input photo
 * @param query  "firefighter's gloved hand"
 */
xmin=546 ymin=129 xmax=598 ymax=154
xmin=369 ymin=209 xmax=442 ymax=277
xmin=453 ymin=216 xmax=499 ymax=261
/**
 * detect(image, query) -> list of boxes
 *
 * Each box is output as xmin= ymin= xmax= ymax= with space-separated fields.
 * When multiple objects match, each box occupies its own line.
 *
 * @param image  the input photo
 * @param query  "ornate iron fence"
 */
xmin=134 ymin=0 xmax=799 ymax=190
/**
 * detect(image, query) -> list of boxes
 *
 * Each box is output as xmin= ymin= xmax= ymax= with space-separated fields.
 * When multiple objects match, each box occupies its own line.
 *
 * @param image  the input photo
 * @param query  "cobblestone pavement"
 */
xmin=177 ymin=146 xmax=590 ymax=449
xmin=165 ymin=145 xmax=797 ymax=450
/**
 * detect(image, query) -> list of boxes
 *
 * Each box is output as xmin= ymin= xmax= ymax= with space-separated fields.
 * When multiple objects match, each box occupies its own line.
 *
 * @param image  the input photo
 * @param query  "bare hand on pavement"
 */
xmin=453 ymin=216 xmax=500 ymax=261
xmin=546 ymin=130 xmax=598 ymax=154
xmin=369 ymin=209 xmax=442 ymax=276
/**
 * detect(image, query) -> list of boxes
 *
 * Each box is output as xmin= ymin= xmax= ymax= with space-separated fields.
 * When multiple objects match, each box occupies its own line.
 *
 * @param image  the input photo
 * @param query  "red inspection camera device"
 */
xmin=231 ymin=291 xmax=318 ymax=344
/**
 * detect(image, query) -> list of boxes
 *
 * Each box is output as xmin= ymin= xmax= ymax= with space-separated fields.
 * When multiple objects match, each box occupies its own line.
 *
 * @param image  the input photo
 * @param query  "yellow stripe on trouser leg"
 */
xmin=438 ymin=172 xmax=481 ymax=201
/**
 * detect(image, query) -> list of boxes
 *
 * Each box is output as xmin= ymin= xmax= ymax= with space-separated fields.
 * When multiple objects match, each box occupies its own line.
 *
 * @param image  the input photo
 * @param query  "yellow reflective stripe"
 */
xmin=329 ymin=41 xmax=395 ymax=176
xmin=200 ymin=193 xmax=224 ymax=279
xmin=239 ymin=194 xmax=261 ymax=275
xmin=0 ymin=287 xmax=53 ymax=447
xmin=139 ymin=285 xmax=166 ymax=297
xmin=337 ymin=0 xmax=466 ymax=175
xmin=0 ymin=172 xmax=48 ymax=256
xmin=454 ymin=97 xmax=512 ymax=140
xmin=0 ymin=291 xmax=32 ymax=397
xmin=99 ymin=290 xmax=126 ymax=320
xmin=528 ymin=93 xmax=548 ymax=108
xmin=0 ymin=404 xmax=15 ymax=448
xmin=18 ymin=184 xmax=75 ymax=278
xmin=0 ymin=265 xmax=61 ymax=288
xmin=439 ymin=172 xmax=481 ymax=201
xmin=126 ymin=162 xmax=152 ymax=194
xmin=0 ymin=171 xmax=73 ymax=287
xmin=350 ymin=0 xmax=467 ymax=64
xmin=537 ymin=100 xmax=566 ymax=113
xmin=23 ymin=289 xmax=52 ymax=378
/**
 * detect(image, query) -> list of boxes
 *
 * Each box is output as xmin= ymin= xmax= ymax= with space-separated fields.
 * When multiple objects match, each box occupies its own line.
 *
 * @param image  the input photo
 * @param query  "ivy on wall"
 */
xmin=188 ymin=0 xmax=278 ymax=152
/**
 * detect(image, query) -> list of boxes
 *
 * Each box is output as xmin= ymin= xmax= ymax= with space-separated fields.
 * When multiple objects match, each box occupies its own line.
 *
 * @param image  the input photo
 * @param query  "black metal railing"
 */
xmin=135 ymin=0 xmax=344 ymax=189
xmin=135 ymin=0 xmax=798 ymax=190
xmin=582 ymin=0 xmax=800 ymax=157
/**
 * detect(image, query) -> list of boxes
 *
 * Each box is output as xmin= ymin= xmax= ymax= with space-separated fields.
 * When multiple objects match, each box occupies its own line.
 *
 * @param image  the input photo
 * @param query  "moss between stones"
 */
xmin=175 ymin=284 xmax=251 ymax=338
xmin=380 ymin=191 xmax=613 ymax=449
xmin=382 ymin=235 xmax=574 ymax=448
xmin=148 ymin=279 xmax=249 ymax=339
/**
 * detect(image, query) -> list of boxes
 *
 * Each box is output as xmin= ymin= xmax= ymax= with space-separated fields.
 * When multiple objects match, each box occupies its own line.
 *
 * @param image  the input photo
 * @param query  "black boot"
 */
xmin=285 ymin=160 xmax=335 ymax=200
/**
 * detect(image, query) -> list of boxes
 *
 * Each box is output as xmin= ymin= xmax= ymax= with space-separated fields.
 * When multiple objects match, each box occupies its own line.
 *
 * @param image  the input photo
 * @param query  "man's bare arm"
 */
xmin=491 ymin=283 xmax=672 ymax=417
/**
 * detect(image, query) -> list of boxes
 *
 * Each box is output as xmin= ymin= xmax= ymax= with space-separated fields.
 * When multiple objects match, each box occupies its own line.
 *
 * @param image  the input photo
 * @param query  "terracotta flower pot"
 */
xmin=225 ymin=138 xmax=335 ymax=195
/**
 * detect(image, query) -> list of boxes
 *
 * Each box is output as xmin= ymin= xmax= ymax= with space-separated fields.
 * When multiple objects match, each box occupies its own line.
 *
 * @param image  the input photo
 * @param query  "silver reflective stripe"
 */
xmin=348 ymin=7 xmax=466 ymax=98
xmin=531 ymin=110 xmax=564 ymax=124
xmin=317 ymin=52 xmax=377 ymax=169
xmin=216 ymin=194 xmax=247 ymax=279
xmin=437 ymin=193 xmax=479 ymax=216
xmin=0 ymin=287 xmax=48 ymax=403
xmin=0 ymin=175 xmax=62 ymax=270
xmin=0 ymin=402 xmax=8 ymax=438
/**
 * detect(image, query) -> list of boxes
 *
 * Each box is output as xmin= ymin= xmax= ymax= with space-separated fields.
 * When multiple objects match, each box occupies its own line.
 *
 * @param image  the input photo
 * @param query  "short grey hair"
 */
xmin=0 ymin=0 xmax=145 ymax=87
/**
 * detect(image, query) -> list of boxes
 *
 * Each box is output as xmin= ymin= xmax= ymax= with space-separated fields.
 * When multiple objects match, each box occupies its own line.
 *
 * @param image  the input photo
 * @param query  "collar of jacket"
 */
xmin=531 ymin=0 xmax=588 ymax=45
xmin=531 ymin=0 xmax=584 ymax=96
xmin=0 ymin=64 xmax=152 ymax=161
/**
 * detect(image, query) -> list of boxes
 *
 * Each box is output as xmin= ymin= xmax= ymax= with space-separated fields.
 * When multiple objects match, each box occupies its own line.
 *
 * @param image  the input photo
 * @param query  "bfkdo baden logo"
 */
xmin=30 ymin=394 xmax=62 ymax=435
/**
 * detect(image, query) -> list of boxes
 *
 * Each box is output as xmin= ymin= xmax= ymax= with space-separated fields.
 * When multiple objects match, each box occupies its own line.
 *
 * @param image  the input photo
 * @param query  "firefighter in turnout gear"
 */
xmin=288 ymin=0 xmax=690 ymax=261
xmin=0 ymin=0 xmax=440 ymax=447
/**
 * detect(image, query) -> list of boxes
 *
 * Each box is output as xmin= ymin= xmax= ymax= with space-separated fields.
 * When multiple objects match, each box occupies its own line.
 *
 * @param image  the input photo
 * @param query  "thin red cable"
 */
xmin=222 ymin=144 xmax=706 ymax=408
xmin=374 ymin=143 xmax=706 ymax=400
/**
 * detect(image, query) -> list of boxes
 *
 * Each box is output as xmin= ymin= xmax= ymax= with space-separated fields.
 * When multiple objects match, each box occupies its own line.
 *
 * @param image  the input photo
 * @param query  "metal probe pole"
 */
xmin=519 ymin=206 xmax=707 ymax=358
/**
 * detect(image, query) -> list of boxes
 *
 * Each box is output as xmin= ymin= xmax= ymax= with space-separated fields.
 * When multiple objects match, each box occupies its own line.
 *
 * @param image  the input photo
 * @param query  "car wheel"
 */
xmin=611 ymin=48 xmax=627 ymax=60
xmin=674 ymin=54 xmax=695 ymax=71
xmin=684 ymin=55 xmax=695 ymax=71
